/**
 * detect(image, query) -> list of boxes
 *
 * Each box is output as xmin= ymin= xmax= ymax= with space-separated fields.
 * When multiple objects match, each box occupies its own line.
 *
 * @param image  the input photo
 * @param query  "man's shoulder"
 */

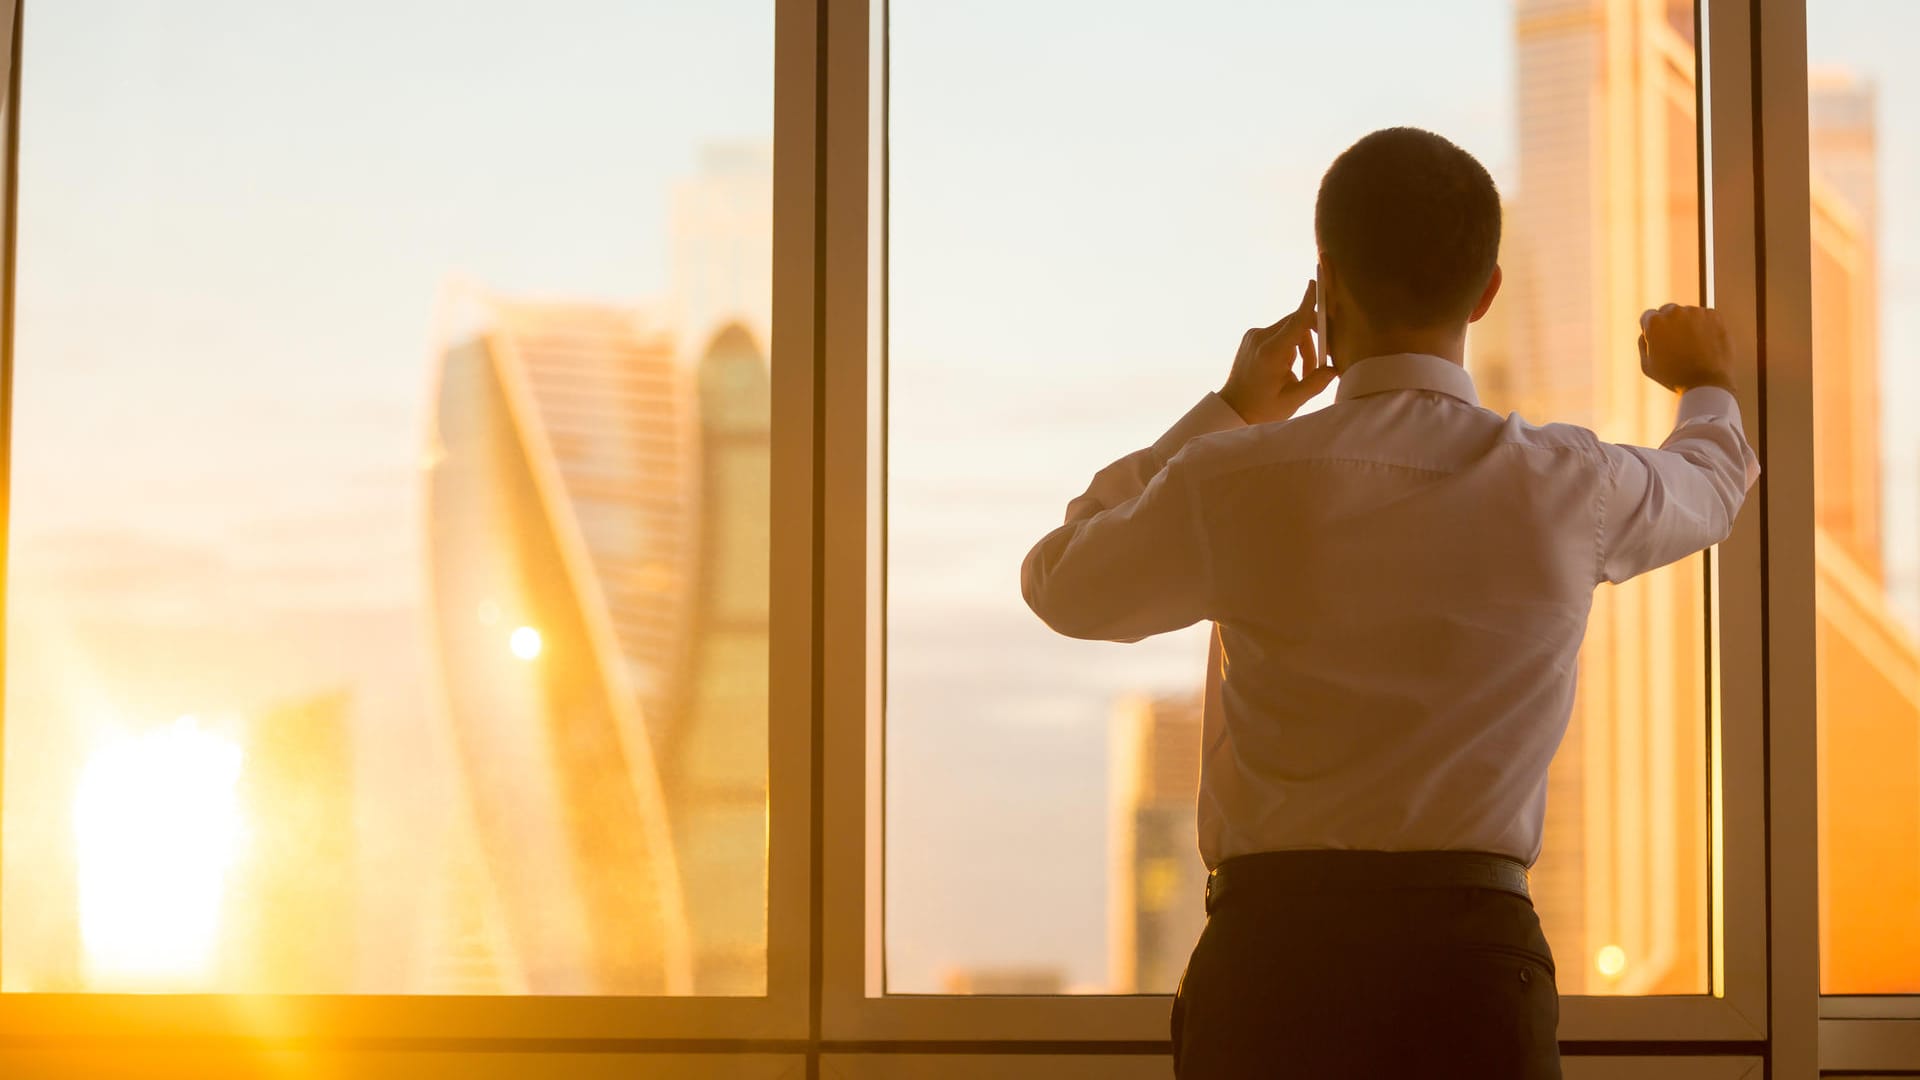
xmin=1169 ymin=403 xmax=1345 ymax=475
xmin=1165 ymin=402 xmax=1423 ymax=493
xmin=1169 ymin=402 xmax=1607 ymax=486
xmin=1494 ymin=412 xmax=1608 ymax=457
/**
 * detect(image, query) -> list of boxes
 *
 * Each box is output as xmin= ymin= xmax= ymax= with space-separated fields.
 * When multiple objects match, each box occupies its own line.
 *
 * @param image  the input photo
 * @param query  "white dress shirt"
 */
xmin=1022 ymin=352 xmax=1760 ymax=868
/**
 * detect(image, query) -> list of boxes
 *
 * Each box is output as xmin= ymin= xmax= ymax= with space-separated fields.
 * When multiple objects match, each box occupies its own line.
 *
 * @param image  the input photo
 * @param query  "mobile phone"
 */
xmin=1315 ymin=264 xmax=1331 ymax=371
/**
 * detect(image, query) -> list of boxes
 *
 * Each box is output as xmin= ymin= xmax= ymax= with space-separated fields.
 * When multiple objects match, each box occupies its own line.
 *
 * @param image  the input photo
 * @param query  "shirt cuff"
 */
xmin=1150 ymin=392 xmax=1248 ymax=463
xmin=1675 ymin=385 xmax=1741 ymax=427
xmin=1675 ymin=384 xmax=1762 ymax=489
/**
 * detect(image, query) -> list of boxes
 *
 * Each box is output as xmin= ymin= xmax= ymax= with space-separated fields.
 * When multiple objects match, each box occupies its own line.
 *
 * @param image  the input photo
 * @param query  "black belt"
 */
xmin=1205 ymin=849 xmax=1531 ymax=916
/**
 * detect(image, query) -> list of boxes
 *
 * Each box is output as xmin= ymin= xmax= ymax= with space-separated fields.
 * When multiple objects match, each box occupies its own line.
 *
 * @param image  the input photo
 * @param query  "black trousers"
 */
xmin=1171 ymin=852 xmax=1562 ymax=1079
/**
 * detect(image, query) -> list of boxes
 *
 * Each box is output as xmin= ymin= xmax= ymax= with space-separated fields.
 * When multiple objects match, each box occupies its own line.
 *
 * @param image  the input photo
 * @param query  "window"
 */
xmin=0 ymin=0 xmax=1898 ymax=1073
xmin=885 ymin=0 xmax=1711 ymax=998
xmin=1806 ymin=0 xmax=1920 ymax=996
xmin=0 ymin=0 xmax=774 ymax=996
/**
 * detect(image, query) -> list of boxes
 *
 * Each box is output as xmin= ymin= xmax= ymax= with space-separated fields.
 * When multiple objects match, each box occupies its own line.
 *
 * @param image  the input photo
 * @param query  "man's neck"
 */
xmin=1335 ymin=325 xmax=1469 ymax=372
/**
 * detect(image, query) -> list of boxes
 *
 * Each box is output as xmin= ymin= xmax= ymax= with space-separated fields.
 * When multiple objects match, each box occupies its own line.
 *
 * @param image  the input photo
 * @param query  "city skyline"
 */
xmin=0 ymin=0 xmax=1913 ymax=1000
xmin=0 ymin=0 xmax=778 ymax=993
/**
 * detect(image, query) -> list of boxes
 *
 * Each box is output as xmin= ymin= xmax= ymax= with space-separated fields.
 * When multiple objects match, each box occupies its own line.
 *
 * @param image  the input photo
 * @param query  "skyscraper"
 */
xmin=426 ymin=299 xmax=697 ymax=995
xmin=224 ymin=692 xmax=357 ymax=992
xmin=1805 ymin=71 xmax=1920 ymax=992
xmin=423 ymin=296 xmax=772 ymax=994
xmin=671 ymin=322 xmax=774 ymax=994
xmin=1484 ymin=1 xmax=1920 ymax=994
xmin=1809 ymin=71 xmax=1882 ymax=577
xmin=1108 ymin=692 xmax=1207 ymax=994
xmin=1476 ymin=0 xmax=1710 ymax=995
xmin=673 ymin=143 xmax=774 ymax=356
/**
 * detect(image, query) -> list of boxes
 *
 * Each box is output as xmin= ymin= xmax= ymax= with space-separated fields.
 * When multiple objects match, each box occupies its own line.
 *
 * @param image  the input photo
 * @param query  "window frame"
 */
xmin=0 ymin=0 xmax=1908 ymax=1073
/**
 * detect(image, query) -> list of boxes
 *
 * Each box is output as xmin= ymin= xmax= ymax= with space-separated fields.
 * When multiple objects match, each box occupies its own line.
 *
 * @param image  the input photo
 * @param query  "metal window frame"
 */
xmin=815 ymin=1055 xmax=1763 ymax=1080
xmin=815 ymin=0 xmax=1814 ymax=1065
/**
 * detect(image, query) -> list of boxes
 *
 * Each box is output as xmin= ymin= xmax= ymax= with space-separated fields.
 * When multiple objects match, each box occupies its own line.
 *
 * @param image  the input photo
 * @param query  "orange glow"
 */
xmin=73 ymin=717 xmax=244 ymax=988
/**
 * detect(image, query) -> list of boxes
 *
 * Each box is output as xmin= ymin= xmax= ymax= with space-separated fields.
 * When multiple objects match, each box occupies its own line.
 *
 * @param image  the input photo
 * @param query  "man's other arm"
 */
xmin=1020 ymin=394 xmax=1243 ymax=642
xmin=1023 ymin=281 xmax=1332 ymax=641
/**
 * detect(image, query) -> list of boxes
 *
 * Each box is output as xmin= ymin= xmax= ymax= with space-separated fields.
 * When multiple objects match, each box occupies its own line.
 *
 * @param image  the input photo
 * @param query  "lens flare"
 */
xmin=73 ymin=716 xmax=244 ymax=988
xmin=1595 ymin=944 xmax=1628 ymax=978
xmin=510 ymin=625 xmax=543 ymax=660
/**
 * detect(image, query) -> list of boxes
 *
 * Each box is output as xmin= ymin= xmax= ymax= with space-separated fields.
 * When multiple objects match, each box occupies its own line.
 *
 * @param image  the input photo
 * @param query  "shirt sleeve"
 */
xmin=1021 ymin=393 xmax=1246 ymax=642
xmin=1599 ymin=386 xmax=1762 ymax=584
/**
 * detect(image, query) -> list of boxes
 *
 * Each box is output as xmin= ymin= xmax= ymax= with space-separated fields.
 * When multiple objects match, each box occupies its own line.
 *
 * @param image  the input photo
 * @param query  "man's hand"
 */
xmin=1639 ymin=303 xmax=1736 ymax=394
xmin=1219 ymin=280 xmax=1337 ymax=425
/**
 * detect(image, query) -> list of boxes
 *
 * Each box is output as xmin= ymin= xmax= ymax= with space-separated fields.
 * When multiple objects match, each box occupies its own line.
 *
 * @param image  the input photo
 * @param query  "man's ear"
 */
xmin=1467 ymin=265 xmax=1503 ymax=324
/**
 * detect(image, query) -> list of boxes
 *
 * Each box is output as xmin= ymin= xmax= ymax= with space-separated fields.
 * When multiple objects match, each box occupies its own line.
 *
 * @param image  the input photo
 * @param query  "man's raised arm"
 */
xmin=1600 ymin=304 xmax=1762 ymax=583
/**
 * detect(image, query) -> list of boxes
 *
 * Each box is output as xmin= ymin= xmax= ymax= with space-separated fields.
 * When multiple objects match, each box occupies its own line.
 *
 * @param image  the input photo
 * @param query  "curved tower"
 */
xmin=425 ymin=299 xmax=697 ymax=994
xmin=424 ymin=299 xmax=771 ymax=994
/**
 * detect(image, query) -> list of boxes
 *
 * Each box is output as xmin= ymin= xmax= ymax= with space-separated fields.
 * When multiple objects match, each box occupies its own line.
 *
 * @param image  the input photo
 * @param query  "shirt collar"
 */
xmin=1333 ymin=352 xmax=1480 ymax=408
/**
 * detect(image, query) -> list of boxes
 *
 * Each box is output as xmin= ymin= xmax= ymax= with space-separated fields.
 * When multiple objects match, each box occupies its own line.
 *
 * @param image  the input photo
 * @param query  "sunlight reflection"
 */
xmin=509 ymin=625 xmax=543 ymax=661
xmin=73 ymin=716 xmax=244 ymax=988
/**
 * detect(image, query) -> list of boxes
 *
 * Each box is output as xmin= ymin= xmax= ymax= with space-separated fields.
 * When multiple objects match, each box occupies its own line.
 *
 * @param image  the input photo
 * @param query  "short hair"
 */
xmin=1314 ymin=127 xmax=1502 ymax=329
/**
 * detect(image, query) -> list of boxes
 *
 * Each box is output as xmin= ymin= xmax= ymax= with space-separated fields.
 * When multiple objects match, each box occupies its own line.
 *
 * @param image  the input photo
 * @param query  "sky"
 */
xmin=0 ymin=0 xmax=1913 ymax=997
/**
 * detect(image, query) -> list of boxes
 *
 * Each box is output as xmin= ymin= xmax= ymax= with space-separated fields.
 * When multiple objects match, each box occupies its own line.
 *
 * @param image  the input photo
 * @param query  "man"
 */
xmin=1020 ymin=127 xmax=1758 ymax=1077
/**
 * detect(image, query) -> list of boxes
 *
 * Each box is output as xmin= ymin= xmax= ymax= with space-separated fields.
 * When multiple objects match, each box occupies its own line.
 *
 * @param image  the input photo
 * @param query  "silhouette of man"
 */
xmin=1021 ymin=127 xmax=1758 ymax=1078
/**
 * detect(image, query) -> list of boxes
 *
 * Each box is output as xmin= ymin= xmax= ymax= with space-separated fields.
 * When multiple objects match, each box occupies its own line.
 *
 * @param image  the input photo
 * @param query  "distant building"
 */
xmin=1477 ymin=0 xmax=1711 ymax=995
xmin=1806 ymin=71 xmax=1920 ymax=992
xmin=1483 ymin=4 xmax=1920 ymax=994
xmin=1107 ymin=692 xmax=1207 ymax=994
xmin=673 ymin=143 xmax=773 ymax=356
xmin=424 ymin=295 xmax=771 ymax=994
xmin=669 ymin=321 xmax=774 ymax=994
xmin=223 ymin=692 xmax=356 ymax=991
xmin=1809 ymin=71 xmax=1882 ymax=577
xmin=939 ymin=966 xmax=1067 ymax=995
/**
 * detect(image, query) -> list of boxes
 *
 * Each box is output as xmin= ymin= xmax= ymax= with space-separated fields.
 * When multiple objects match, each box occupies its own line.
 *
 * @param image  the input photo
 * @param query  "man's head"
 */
xmin=1314 ymin=128 xmax=1502 ymax=338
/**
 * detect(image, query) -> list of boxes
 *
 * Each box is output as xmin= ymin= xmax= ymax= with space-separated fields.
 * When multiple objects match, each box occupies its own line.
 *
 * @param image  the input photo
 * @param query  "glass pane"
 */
xmin=1807 ymin=1 xmax=1920 ymax=995
xmin=886 ymin=0 xmax=1708 ymax=997
xmin=2 ymin=1 xmax=773 ymax=995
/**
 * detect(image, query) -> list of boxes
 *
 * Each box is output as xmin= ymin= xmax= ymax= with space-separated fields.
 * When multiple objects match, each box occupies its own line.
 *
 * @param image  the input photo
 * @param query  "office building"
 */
xmin=1108 ymin=692 xmax=1208 ymax=994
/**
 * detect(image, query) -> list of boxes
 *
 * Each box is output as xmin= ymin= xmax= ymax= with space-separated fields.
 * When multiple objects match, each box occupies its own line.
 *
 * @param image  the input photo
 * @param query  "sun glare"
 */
xmin=1595 ymin=944 xmax=1628 ymax=979
xmin=73 ymin=716 xmax=244 ymax=988
xmin=510 ymin=625 xmax=543 ymax=660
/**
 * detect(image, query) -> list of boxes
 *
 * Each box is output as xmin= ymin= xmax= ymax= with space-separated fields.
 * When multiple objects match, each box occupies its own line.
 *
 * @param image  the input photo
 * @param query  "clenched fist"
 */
xmin=1639 ymin=303 xmax=1736 ymax=394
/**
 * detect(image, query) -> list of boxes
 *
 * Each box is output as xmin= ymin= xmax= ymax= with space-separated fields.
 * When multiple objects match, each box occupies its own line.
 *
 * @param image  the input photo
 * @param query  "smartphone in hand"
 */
xmin=1314 ymin=264 xmax=1331 ymax=371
